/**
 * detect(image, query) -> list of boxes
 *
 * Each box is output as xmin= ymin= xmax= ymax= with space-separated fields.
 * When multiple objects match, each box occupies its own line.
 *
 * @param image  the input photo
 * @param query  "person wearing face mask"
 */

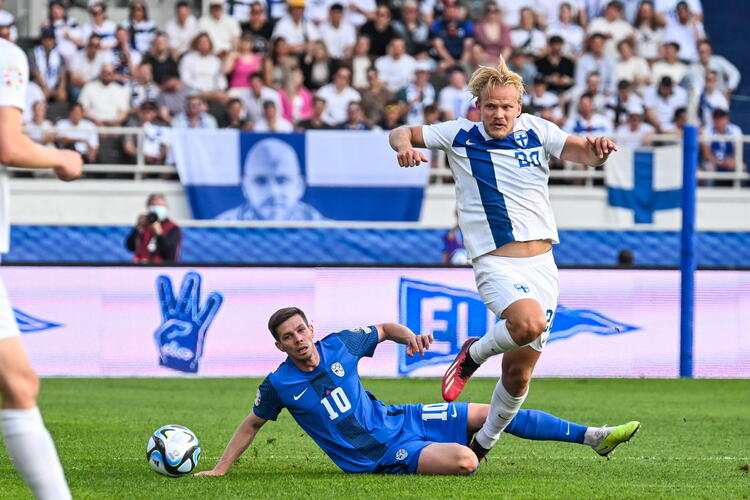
xmin=125 ymin=193 xmax=182 ymax=263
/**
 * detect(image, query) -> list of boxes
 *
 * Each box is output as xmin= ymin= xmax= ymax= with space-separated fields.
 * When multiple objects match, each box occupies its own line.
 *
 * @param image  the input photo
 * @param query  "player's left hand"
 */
xmin=194 ymin=469 xmax=225 ymax=477
xmin=406 ymin=333 xmax=433 ymax=356
xmin=585 ymin=136 xmax=618 ymax=159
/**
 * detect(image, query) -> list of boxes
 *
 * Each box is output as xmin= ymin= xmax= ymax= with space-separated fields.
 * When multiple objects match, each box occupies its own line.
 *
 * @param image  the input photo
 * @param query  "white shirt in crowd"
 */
xmin=78 ymin=80 xmax=130 ymax=122
xmin=198 ymin=14 xmax=241 ymax=53
xmin=575 ymin=53 xmax=614 ymax=94
xmin=55 ymin=118 xmax=99 ymax=155
xmin=633 ymin=24 xmax=664 ymax=61
xmin=438 ymin=85 xmax=473 ymax=120
xmin=165 ymin=15 xmax=199 ymax=56
xmin=563 ymin=113 xmax=613 ymax=135
xmin=254 ymin=116 xmax=295 ymax=132
xmin=272 ymin=15 xmax=319 ymax=45
xmin=698 ymin=89 xmax=729 ymax=126
xmin=141 ymin=122 xmax=171 ymax=158
xmin=79 ymin=20 xmax=118 ymax=49
xmin=318 ymin=21 xmax=356 ymax=59
xmin=587 ymin=16 xmax=634 ymax=59
xmin=615 ymin=122 xmax=655 ymax=149
xmin=614 ymin=56 xmax=651 ymax=89
xmin=179 ymin=51 xmax=227 ymax=92
xmin=231 ymin=85 xmax=282 ymax=122
xmin=643 ymin=85 xmax=688 ymax=130
xmin=663 ymin=18 xmax=705 ymax=63
xmin=345 ymin=0 xmax=376 ymax=27
xmin=422 ymin=114 xmax=568 ymax=259
xmin=70 ymin=50 xmax=115 ymax=84
xmin=304 ymin=0 xmax=334 ymax=24
xmin=509 ymin=28 xmax=546 ymax=55
xmin=317 ymin=84 xmax=361 ymax=125
xmin=23 ymin=81 xmax=45 ymax=124
xmin=651 ymin=60 xmax=687 ymax=86
xmin=375 ymin=54 xmax=416 ymax=93
xmin=546 ymin=21 xmax=585 ymax=56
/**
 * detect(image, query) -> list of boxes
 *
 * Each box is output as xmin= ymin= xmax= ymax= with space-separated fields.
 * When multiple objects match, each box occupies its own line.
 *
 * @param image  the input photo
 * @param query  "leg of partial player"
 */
xmin=416 ymin=443 xmax=478 ymax=475
xmin=0 ymin=337 xmax=71 ymax=500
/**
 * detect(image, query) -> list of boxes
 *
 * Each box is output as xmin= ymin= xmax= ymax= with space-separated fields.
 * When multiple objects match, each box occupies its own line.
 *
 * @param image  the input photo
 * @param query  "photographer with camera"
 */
xmin=125 ymin=193 xmax=181 ymax=263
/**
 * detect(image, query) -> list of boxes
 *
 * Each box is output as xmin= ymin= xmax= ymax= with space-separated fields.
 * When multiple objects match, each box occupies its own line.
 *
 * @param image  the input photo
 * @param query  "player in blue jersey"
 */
xmin=196 ymin=308 xmax=639 ymax=476
xmin=389 ymin=58 xmax=620 ymax=461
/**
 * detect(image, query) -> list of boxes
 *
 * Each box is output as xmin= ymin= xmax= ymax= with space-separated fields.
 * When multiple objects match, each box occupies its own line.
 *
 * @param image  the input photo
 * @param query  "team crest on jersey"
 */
xmin=254 ymin=388 xmax=261 ymax=406
xmin=331 ymin=362 xmax=345 ymax=377
xmin=514 ymin=283 xmax=530 ymax=293
xmin=351 ymin=326 xmax=371 ymax=334
xmin=513 ymin=130 xmax=529 ymax=148
xmin=3 ymin=66 xmax=24 ymax=90
xmin=395 ymin=448 xmax=408 ymax=461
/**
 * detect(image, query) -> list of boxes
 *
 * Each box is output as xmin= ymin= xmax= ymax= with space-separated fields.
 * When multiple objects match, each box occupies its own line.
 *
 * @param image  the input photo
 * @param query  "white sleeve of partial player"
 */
xmin=533 ymin=115 xmax=569 ymax=159
xmin=0 ymin=42 xmax=29 ymax=110
xmin=422 ymin=119 xmax=463 ymax=151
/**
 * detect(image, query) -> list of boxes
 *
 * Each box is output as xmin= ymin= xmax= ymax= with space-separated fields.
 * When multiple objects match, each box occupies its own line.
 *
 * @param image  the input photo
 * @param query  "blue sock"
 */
xmin=504 ymin=409 xmax=587 ymax=444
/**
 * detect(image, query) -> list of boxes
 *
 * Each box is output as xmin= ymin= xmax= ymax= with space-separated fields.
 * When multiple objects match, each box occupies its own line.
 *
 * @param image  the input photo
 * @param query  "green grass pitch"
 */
xmin=0 ymin=378 xmax=747 ymax=499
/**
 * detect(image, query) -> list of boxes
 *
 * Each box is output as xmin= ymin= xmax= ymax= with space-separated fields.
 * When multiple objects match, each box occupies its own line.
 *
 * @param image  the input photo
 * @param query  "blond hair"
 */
xmin=468 ymin=56 xmax=526 ymax=105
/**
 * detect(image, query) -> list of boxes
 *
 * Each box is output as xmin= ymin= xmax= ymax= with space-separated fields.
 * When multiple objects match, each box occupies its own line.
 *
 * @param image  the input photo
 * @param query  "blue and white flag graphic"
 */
xmin=172 ymin=130 xmax=429 ymax=221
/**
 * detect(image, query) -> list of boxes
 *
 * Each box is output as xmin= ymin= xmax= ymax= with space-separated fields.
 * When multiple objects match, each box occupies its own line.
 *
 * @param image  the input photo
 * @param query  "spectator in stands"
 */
xmin=79 ymin=64 xmax=130 ymax=127
xmin=142 ymin=32 xmax=180 ymax=86
xmin=606 ymin=79 xmax=644 ymax=129
xmin=318 ymin=3 xmax=356 ymax=61
xmin=443 ymin=218 xmax=467 ymax=265
xmin=524 ymin=75 xmax=561 ymax=117
xmin=296 ymin=96 xmax=330 ymax=130
xmin=684 ymin=40 xmax=741 ymax=97
xmin=0 ymin=0 xmax=16 ymax=42
xmin=375 ymin=38 xmax=416 ymax=93
xmin=614 ymin=38 xmax=651 ymax=93
xmin=644 ymin=75 xmax=688 ymax=133
xmin=546 ymin=2 xmax=585 ymax=56
xmin=179 ymin=33 xmax=227 ymax=103
xmin=576 ymin=33 xmax=614 ymax=96
xmin=123 ymin=101 xmax=170 ymax=165
xmin=472 ymin=3 xmax=511 ymax=61
xmin=55 ymin=103 xmax=99 ymax=163
xmin=157 ymin=75 xmax=190 ymax=122
xmin=272 ymin=0 xmax=318 ymax=55
xmin=241 ymin=1 xmax=276 ymax=43
xmin=669 ymin=106 xmax=688 ymax=134
xmin=219 ymin=97 xmax=252 ymax=129
xmin=508 ymin=50 xmax=538 ymax=88
xmin=698 ymin=71 xmax=729 ymax=127
xmin=27 ymin=101 xmax=55 ymax=146
xmin=30 ymin=27 xmax=67 ymax=104
xmin=165 ymin=1 xmax=198 ymax=57
xmin=237 ymin=73 xmax=282 ymax=123
xmin=701 ymin=109 xmax=743 ymax=184
xmin=279 ymin=68 xmax=313 ymax=124
xmin=564 ymin=92 xmax=613 ymax=135
xmin=122 ymin=1 xmax=157 ymax=55
xmin=396 ymin=61 xmax=435 ymax=125
xmin=587 ymin=1 xmax=634 ymax=59
xmin=301 ymin=39 xmax=335 ymax=90
xmin=80 ymin=1 xmax=117 ymax=50
xmin=69 ymin=34 xmax=112 ymax=100
xmin=217 ymin=138 xmax=323 ymax=221
xmin=110 ymin=25 xmax=141 ymax=83
xmin=42 ymin=0 xmax=81 ymax=62
xmin=173 ymin=94 xmax=218 ymax=128
xmin=430 ymin=0 xmax=475 ymax=67
xmin=23 ymin=80 xmax=45 ymax=125
xmin=199 ymin=0 xmax=241 ymax=55
xmin=662 ymin=0 xmax=704 ymax=63
xmin=535 ymin=35 xmax=575 ymax=94
xmin=126 ymin=193 xmax=181 ymax=263
xmin=224 ymin=34 xmax=263 ymax=90
xmin=339 ymin=101 xmax=370 ymax=130
xmin=359 ymin=68 xmax=392 ymax=126
xmin=655 ymin=0 xmax=702 ymax=22
xmin=228 ymin=0 xmax=257 ymax=22
xmin=510 ymin=7 xmax=545 ymax=57
xmin=651 ymin=41 xmax=687 ymax=86
xmin=614 ymin=103 xmax=654 ymax=148
xmin=345 ymin=0 xmax=376 ymax=29
xmin=461 ymin=44 xmax=493 ymax=77
xmin=393 ymin=0 xmax=430 ymax=56
xmin=264 ymin=37 xmax=300 ymax=90
xmin=633 ymin=0 xmax=664 ymax=62
xmin=437 ymin=66 xmax=472 ymax=120
xmin=317 ymin=66 xmax=361 ymax=126
xmin=130 ymin=63 xmax=160 ymax=111
xmin=378 ymin=100 xmax=404 ymax=130
xmin=360 ymin=5 xmax=398 ymax=57
xmin=350 ymin=36 xmax=372 ymax=89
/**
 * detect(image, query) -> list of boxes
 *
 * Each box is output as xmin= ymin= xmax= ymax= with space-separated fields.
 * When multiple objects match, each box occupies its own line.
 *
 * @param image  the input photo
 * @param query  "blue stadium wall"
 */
xmin=5 ymin=225 xmax=750 ymax=268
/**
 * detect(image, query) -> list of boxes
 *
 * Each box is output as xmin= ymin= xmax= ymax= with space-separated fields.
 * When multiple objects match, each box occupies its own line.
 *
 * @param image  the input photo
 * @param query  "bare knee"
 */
xmin=507 ymin=315 xmax=547 ymax=346
xmin=502 ymin=363 xmax=532 ymax=397
xmin=454 ymin=447 xmax=479 ymax=475
xmin=2 ymin=367 xmax=39 ymax=409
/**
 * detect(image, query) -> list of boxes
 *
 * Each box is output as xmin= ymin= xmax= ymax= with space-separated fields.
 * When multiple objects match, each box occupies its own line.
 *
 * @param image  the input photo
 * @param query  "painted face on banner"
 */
xmin=242 ymin=138 xmax=305 ymax=220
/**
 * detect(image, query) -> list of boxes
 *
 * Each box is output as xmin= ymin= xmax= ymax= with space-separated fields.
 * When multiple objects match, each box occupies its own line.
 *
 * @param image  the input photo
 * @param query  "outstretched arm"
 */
xmin=376 ymin=322 xmax=433 ymax=356
xmin=195 ymin=412 xmax=267 ymax=477
xmin=389 ymin=126 xmax=428 ymax=167
xmin=559 ymin=135 xmax=618 ymax=167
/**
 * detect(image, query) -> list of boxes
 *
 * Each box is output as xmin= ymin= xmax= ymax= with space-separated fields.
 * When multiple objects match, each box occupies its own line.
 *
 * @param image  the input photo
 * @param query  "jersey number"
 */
xmin=320 ymin=387 xmax=351 ymax=420
xmin=515 ymin=151 xmax=541 ymax=168
xmin=422 ymin=402 xmax=449 ymax=421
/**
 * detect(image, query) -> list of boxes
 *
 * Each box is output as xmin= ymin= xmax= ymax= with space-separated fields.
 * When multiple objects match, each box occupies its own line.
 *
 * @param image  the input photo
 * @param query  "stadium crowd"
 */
xmin=0 ymin=0 xmax=744 ymax=176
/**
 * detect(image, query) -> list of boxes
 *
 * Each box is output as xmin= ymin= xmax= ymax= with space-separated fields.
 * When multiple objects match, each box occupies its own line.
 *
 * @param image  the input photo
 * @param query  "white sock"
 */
xmin=469 ymin=319 xmax=519 ymax=365
xmin=583 ymin=426 xmax=608 ymax=447
xmin=475 ymin=379 xmax=527 ymax=450
xmin=1 ymin=408 xmax=71 ymax=500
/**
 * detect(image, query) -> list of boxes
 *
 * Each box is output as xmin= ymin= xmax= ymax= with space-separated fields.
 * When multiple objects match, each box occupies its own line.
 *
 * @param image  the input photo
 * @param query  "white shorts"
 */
xmin=472 ymin=250 xmax=559 ymax=352
xmin=0 ymin=278 xmax=20 ymax=341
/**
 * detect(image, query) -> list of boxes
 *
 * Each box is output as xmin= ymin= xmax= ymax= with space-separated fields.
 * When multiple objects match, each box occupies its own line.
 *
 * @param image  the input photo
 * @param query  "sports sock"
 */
xmin=474 ymin=379 xmax=526 ymax=449
xmin=469 ymin=319 xmax=519 ymax=365
xmin=1 ymin=407 xmax=71 ymax=500
xmin=583 ymin=426 xmax=609 ymax=447
xmin=505 ymin=409 xmax=587 ymax=444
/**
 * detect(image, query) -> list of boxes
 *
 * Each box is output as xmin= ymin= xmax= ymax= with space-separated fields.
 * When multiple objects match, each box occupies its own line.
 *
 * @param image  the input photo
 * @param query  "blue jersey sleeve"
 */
xmin=336 ymin=325 xmax=379 ymax=358
xmin=252 ymin=376 xmax=283 ymax=421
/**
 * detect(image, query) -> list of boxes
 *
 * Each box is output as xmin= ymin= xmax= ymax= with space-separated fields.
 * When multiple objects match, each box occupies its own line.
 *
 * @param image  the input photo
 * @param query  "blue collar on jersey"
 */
xmin=453 ymin=124 xmax=542 ymax=151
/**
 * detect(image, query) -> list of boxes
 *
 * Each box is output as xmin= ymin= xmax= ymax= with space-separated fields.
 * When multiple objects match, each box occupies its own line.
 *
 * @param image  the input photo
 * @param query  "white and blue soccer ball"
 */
xmin=146 ymin=424 xmax=201 ymax=477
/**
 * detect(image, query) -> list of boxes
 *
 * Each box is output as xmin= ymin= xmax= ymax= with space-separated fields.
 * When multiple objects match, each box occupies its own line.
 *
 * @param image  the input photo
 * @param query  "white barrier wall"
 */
xmin=7 ymin=267 xmax=749 ymax=378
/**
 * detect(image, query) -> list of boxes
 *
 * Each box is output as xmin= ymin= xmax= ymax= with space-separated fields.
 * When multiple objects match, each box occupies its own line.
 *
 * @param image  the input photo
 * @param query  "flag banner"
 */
xmin=172 ymin=130 xmax=429 ymax=221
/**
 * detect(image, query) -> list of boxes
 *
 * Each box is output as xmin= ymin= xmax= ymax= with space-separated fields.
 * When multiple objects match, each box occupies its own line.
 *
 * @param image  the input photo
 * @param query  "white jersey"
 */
xmin=422 ymin=114 xmax=569 ymax=259
xmin=0 ymin=38 xmax=27 ymax=254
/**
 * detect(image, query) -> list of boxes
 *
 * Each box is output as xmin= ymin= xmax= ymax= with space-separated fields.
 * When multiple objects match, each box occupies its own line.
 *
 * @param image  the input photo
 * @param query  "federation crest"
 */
xmin=254 ymin=389 xmax=261 ymax=406
xmin=513 ymin=130 xmax=529 ymax=148
xmin=331 ymin=362 xmax=345 ymax=377
xmin=395 ymin=448 xmax=408 ymax=461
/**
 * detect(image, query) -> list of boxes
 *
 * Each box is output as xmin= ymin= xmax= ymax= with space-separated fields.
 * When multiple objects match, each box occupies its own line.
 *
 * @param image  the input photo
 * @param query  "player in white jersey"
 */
xmin=0 ymin=37 xmax=82 ymax=499
xmin=388 ymin=58 xmax=617 ymax=460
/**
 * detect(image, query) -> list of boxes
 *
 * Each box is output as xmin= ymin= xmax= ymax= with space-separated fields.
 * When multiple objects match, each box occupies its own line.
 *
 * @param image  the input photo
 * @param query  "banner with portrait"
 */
xmin=172 ymin=130 xmax=430 ymax=221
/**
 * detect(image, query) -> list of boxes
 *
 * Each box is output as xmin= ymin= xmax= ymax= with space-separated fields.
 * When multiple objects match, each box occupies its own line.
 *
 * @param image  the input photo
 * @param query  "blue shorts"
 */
xmin=374 ymin=402 xmax=470 ymax=474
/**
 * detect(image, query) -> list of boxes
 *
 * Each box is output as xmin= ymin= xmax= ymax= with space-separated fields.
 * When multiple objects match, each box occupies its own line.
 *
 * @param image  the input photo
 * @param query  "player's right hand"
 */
xmin=54 ymin=150 xmax=83 ymax=182
xmin=406 ymin=333 xmax=433 ymax=356
xmin=396 ymin=148 xmax=428 ymax=168
xmin=194 ymin=469 xmax=225 ymax=477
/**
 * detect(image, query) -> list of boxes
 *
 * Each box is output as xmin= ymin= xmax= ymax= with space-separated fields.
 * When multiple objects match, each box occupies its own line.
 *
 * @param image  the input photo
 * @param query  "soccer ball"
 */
xmin=146 ymin=424 xmax=201 ymax=477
